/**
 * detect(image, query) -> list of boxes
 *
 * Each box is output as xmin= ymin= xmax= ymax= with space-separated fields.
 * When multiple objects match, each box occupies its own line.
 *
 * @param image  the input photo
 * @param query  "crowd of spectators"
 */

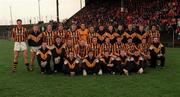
xmin=67 ymin=0 xmax=180 ymax=40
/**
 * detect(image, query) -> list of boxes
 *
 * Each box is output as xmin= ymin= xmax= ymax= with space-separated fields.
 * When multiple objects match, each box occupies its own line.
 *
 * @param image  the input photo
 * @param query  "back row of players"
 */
xmin=11 ymin=19 xmax=165 ymax=76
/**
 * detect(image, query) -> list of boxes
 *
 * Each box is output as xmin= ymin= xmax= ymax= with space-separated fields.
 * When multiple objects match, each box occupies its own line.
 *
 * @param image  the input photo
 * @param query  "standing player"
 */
xmin=77 ymin=23 xmax=89 ymax=42
xmin=87 ymin=37 xmax=101 ymax=58
xmin=97 ymin=25 xmax=106 ymax=44
xmin=11 ymin=19 xmax=29 ymax=72
xmin=66 ymin=24 xmax=79 ymax=45
xmin=55 ymin=23 xmax=66 ymax=43
xmin=28 ymin=24 xmax=43 ymax=71
xmin=87 ymin=26 xmax=98 ymax=44
xmin=148 ymin=25 xmax=160 ymax=44
xmin=122 ymin=24 xmax=136 ymax=43
xmin=43 ymin=24 xmax=55 ymax=50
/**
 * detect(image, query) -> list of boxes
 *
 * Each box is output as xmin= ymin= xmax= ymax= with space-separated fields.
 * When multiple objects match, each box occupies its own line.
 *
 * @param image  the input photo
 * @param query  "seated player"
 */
xmin=113 ymin=36 xmax=125 ymax=57
xmin=28 ymin=24 xmax=43 ymax=71
xmin=82 ymin=50 xmax=102 ymax=76
xmin=125 ymin=37 xmax=138 ymax=56
xmin=87 ymin=37 xmax=101 ymax=59
xmin=138 ymin=38 xmax=151 ymax=67
xmin=101 ymin=37 xmax=113 ymax=56
xmin=63 ymin=51 xmax=80 ymax=76
xmin=64 ymin=39 xmax=76 ymax=58
xmin=128 ymin=50 xmax=144 ymax=74
xmin=51 ymin=37 xmax=65 ymax=73
xmin=100 ymin=50 xmax=116 ymax=74
xmin=114 ymin=50 xmax=129 ymax=76
xmin=36 ymin=42 xmax=52 ymax=74
xmin=149 ymin=37 xmax=165 ymax=68
xmin=76 ymin=40 xmax=88 ymax=59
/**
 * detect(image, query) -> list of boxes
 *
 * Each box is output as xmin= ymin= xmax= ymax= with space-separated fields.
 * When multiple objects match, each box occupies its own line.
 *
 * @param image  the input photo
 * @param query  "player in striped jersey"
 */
xmin=64 ymin=39 xmax=76 ymax=58
xmin=87 ymin=37 xmax=101 ymax=58
xmin=11 ymin=19 xmax=29 ymax=72
xmin=43 ymin=24 xmax=55 ymax=50
xmin=87 ymin=26 xmax=98 ymax=44
xmin=66 ymin=24 xmax=79 ymax=45
xmin=55 ymin=23 xmax=66 ymax=43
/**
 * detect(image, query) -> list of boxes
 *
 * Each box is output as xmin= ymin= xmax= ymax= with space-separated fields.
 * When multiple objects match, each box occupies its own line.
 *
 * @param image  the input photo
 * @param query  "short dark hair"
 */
xmin=16 ymin=19 xmax=22 ymax=22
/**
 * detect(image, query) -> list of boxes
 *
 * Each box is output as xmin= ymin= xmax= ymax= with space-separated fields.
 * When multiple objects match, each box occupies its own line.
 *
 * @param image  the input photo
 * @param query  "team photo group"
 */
xmin=11 ymin=19 xmax=165 ymax=76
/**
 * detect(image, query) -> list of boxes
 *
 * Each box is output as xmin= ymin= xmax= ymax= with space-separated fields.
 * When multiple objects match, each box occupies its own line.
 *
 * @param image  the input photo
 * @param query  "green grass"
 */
xmin=0 ymin=39 xmax=180 ymax=97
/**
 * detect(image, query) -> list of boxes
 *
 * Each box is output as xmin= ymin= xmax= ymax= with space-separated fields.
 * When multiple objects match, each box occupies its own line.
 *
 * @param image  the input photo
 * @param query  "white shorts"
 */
xmin=14 ymin=42 xmax=27 ymax=51
xmin=30 ymin=46 xmax=40 ymax=53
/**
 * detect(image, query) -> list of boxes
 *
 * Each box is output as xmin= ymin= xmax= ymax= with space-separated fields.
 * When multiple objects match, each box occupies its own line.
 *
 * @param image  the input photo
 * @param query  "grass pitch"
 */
xmin=0 ymin=39 xmax=180 ymax=97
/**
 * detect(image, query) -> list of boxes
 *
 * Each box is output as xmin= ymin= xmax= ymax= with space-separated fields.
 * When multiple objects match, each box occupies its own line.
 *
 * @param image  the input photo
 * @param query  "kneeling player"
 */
xmin=51 ymin=37 xmax=65 ymax=73
xmin=36 ymin=42 xmax=52 ymax=74
xmin=115 ymin=50 xmax=129 ymax=75
xmin=128 ymin=50 xmax=144 ymax=74
xmin=82 ymin=51 xmax=102 ymax=76
xmin=149 ymin=37 xmax=165 ymax=68
xmin=100 ymin=51 xmax=116 ymax=74
xmin=63 ymin=51 xmax=80 ymax=76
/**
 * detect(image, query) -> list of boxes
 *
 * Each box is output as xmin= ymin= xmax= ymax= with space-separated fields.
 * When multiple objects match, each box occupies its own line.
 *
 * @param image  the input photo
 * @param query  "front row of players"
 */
xmin=36 ymin=37 xmax=165 ymax=76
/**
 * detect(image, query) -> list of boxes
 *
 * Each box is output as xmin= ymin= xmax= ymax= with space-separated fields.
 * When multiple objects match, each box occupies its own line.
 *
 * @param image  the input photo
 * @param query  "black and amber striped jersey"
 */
xmin=55 ymin=30 xmax=66 ymax=43
xmin=87 ymin=32 xmax=98 ymax=44
xmin=76 ymin=45 xmax=88 ymax=58
xmin=11 ymin=26 xmax=28 ymax=42
xmin=43 ymin=31 xmax=55 ymax=46
xmin=101 ymin=43 xmax=113 ymax=54
xmin=87 ymin=43 xmax=101 ymax=57
xmin=64 ymin=44 xmax=76 ymax=57
xmin=113 ymin=42 xmax=125 ymax=55
xmin=66 ymin=31 xmax=79 ymax=45
xmin=138 ymin=43 xmax=150 ymax=55
xmin=148 ymin=30 xmax=160 ymax=43
xmin=124 ymin=43 xmax=138 ymax=55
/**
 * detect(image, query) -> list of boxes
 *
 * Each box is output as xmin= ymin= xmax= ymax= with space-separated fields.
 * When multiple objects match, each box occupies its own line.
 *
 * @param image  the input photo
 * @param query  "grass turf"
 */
xmin=0 ymin=39 xmax=180 ymax=97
